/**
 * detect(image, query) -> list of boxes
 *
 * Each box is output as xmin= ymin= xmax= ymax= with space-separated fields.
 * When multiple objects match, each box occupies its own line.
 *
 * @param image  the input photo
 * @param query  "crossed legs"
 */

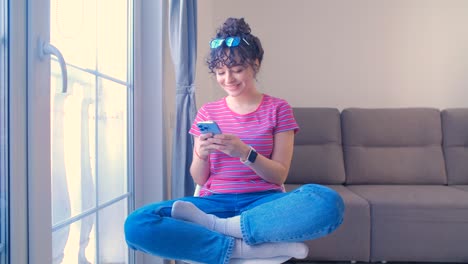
xmin=171 ymin=200 xmax=309 ymax=262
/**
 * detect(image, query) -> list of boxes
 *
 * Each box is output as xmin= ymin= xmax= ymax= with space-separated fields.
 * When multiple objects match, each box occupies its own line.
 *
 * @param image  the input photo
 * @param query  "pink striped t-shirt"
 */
xmin=189 ymin=94 xmax=299 ymax=197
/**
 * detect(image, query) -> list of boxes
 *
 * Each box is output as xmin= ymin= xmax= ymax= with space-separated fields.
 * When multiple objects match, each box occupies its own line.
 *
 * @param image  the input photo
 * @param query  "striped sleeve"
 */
xmin=274 ymin=99 xmax=300 ymax=134
xmin=189 ymin=105 xmax=209 ymax=136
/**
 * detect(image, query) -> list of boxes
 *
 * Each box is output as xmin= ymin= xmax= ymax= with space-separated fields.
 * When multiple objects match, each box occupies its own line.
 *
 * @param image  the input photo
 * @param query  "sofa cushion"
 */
xmin=285 ymin=184 xmax=370 ymax=262
xmin=348 ymin=185 xmax=468 ymax=262
xmin=442 ymin=109 xmax=468 ymax=184
xmin=342 ymin=108 xmax=446 ymax=184
xmin=287 ymin=108 xmax=345 ymax=184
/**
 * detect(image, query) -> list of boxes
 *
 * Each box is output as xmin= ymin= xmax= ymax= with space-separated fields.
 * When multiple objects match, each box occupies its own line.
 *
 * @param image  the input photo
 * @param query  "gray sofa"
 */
xmin=286 ymin=107 xmax=468 ymax=263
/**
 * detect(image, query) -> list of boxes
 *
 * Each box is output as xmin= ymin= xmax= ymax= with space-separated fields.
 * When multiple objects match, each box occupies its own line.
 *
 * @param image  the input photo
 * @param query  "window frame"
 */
xmin=0 ymin=0 xmax=9 ymax=262
xmin=6 ymin=0 xmax=168 ymax=263
xmin=132 ymin=1 xmax=168 ymax=263
xmin=8 ymin=0 xmax=28 ymax=263
xmin=8 ymin=0 xmax=143 ymax=263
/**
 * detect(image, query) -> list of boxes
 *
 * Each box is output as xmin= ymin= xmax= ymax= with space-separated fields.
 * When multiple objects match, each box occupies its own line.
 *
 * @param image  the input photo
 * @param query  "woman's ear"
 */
xmin=253 ymin=59 xmax=261 ymax=75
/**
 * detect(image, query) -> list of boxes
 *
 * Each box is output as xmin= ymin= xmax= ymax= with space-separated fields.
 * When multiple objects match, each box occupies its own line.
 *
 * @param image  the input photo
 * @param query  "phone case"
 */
xmin=197 ymin=121 xmax=222 ymax=134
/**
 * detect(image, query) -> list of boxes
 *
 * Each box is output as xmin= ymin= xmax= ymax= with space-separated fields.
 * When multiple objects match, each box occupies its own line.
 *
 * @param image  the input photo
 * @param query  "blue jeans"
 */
xmin=124 ymin=184 xmax=344 ymax=264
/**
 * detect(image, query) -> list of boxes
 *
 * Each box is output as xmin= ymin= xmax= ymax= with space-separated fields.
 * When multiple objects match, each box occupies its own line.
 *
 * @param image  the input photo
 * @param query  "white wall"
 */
xmin=195 ymin=0 xmax=468 ymax=109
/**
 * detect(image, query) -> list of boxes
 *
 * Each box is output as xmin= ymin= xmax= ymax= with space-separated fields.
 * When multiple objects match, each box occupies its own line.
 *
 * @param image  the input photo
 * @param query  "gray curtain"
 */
xmin=168 ymin=0 xmax=197 ymax=199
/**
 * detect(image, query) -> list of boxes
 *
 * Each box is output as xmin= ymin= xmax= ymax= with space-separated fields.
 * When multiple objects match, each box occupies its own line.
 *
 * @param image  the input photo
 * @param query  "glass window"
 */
xmin=50 ymin=0 xmax=133 ymax=263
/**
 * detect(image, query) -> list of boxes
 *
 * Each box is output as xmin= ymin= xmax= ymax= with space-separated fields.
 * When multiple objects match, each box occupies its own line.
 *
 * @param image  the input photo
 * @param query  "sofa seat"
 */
xmin=285 ymin=184 xmax=370 ymax=262
xmin=451 ymin=185 xmax=468 ymax=192
xmin=348 ymin=185 xmax=468 ymax=263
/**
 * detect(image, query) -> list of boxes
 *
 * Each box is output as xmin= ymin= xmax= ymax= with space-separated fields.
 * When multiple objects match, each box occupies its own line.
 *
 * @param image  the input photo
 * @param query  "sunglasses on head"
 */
xmin=210 ymin=37 xmax=250 ymax=49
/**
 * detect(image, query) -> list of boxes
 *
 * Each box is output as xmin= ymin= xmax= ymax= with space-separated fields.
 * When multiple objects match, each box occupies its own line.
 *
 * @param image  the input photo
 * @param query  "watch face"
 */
xmin=248 ymin=148 xmax=258 ymax=163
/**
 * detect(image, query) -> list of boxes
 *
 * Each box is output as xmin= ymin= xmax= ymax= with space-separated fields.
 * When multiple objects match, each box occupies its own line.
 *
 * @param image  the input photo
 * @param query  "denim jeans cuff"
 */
xmin=222 ymin=236 xmax=236 ymax=264
xmin=239 ymin=213 xmax=256 ymax=245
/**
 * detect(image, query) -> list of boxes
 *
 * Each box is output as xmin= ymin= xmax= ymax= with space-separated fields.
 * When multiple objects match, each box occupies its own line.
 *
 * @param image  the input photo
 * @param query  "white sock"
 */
xmin=232 ymin=239 xmax=309 ymax=259
xmin=229 ymin=256 xmax=292 ymax=264
xmin=171 ymin=200 xmax=243 ymax=238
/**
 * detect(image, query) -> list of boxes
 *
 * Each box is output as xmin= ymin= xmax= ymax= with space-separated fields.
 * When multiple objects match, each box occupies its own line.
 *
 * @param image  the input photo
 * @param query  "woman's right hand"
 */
xmin=190 ymin=135 xmax=213 ymax=186
xmin=197 ymin=133 xmax=215 ymax=161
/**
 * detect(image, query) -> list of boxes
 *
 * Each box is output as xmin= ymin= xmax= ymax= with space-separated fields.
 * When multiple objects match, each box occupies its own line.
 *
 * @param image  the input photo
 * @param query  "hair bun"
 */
xmin=208 ymin=17 xmax=263 ymax=75
xmin=218 ymin=17 xmax=251 ymax=37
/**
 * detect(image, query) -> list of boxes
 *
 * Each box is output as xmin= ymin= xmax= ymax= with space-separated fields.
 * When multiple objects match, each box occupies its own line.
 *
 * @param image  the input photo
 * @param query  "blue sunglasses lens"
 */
xmin=210 ymin=39 xmax=225 ymax=49
xmin=210 ymin=37 xmax=241 ymax=49
xmin=225 ymin=37 xmax=240 ymax=47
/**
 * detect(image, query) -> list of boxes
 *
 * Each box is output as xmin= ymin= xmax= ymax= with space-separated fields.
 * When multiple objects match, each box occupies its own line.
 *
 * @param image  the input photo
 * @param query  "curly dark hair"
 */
xmin=207 ymin=18 xmax=264 ymax=75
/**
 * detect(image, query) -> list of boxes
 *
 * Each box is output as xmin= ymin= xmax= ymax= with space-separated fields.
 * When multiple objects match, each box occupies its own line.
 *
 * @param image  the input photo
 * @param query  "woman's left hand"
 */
xmin=207 ymin=134 xmax=250 ymax=159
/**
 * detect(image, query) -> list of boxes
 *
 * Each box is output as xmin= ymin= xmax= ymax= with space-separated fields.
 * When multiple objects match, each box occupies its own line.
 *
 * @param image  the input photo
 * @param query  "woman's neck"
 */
xmin=226 ymin=91 xmax=263 ymax=115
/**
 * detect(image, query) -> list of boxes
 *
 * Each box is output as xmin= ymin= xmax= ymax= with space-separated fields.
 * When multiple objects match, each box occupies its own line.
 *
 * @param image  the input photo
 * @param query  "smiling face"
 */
xmin=215 ymin=63 xmax=257 ymax=97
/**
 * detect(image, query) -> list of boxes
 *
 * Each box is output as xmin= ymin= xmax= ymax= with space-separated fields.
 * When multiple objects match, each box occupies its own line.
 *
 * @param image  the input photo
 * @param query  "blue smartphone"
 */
xmin=197 ymin=121 xmax=222 ymax=135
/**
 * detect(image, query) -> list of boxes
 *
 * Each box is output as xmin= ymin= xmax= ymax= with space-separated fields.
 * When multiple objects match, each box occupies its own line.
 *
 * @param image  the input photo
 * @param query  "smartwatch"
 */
xmin=241 ymin=147 xmax=258 ymax=165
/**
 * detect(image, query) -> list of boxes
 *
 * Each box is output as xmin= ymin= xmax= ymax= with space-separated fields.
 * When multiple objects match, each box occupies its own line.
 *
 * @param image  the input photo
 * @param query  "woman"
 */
xmin=124 ymin=17 xmax=344 ymax=264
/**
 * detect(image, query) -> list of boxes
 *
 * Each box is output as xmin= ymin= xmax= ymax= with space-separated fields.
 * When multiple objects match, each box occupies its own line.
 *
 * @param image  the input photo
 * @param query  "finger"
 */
xmin=208 ymin=137 xmax=226 ymax=146
xmin=200 ymin=133 xmax=213 ymax=141
xmin=214 ymin=134 xmax=231 ymax=140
